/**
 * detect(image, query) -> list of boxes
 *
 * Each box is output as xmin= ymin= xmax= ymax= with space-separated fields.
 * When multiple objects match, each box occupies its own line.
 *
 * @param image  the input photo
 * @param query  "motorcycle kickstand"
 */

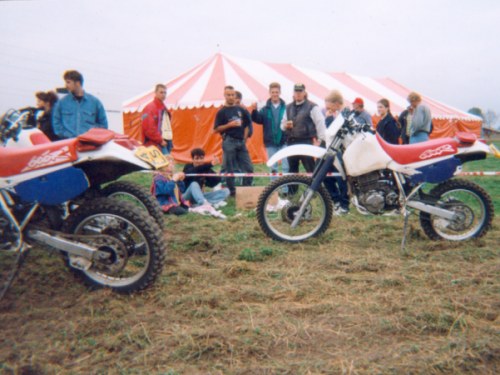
xmin=400 ymin=210 xmax=411 ymax=254
xmin=0 ymin=245 xmax=31 ymax=301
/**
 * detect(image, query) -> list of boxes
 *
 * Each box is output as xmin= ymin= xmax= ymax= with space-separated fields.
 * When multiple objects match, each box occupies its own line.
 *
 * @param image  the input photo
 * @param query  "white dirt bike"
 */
xmin=256 ymin=112 xmax=499 ymax=243
xmin=0 ymin=110 xmax=169 ymax=297
xmin=6 ymin=109 xmax=165 ymax=227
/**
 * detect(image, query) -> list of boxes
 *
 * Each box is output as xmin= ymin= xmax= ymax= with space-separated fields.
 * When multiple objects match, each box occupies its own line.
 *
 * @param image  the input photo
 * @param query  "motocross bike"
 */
xmin=256 ymin=112 xmax=499 ymax=243
xmin=0 ymin=110 xmax=169 ymax=297
xmin=6 ymin=111 xmax=165 ymax=227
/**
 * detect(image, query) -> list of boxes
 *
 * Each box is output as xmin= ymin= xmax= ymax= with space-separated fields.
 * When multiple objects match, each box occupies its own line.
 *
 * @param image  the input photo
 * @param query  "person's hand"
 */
xmin=211 ymin=155 xmax=220 ymax=166
xmin=312 ymin=138 xmax=321 ymax=147
xmin=161 ymin=139 xmax=167 ymax=146
xmin=173 ymin=172 xmax=185 ymax=181
xmin=228 ymin=119 xmax=241 ymax=127
xmin=285 ymin=120 xmax=293 ymax=129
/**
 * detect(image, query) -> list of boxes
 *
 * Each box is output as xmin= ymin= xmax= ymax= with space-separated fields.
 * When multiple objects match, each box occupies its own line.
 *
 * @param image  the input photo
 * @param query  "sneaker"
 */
xmin=275 ymin=198 xmax=289 ymax=210
xmin=266 ymin=204 xmax=277 ymax=212
xmin=213 ymin=201 xmax=227 ymax=209
xmin=334 ymin=206 xmax=349 ymax=216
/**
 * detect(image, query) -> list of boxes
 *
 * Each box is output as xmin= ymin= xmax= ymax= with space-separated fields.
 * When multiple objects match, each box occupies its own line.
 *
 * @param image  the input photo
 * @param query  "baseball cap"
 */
xmin=353 ymin=97 xmax=364 ymax=106
xmin=294 ymin=83 xmax=306 ymax=91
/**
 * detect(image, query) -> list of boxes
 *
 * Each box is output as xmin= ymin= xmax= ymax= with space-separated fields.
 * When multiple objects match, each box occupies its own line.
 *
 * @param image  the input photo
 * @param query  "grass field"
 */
xmin=0 ymin=149 xmax=499 ymax=374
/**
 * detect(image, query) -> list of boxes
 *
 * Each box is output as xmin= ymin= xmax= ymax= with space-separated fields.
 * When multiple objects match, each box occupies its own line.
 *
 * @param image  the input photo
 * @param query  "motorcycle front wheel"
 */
xmin=256 ymin=175 xmax=333 ymax=242
xmin=63 ymin=198 xmax=166 ymax=293
xmin=419 ymin=179 xmax=494 ymax=241
xmin=101 ymin=180 xmax=165 ymax=228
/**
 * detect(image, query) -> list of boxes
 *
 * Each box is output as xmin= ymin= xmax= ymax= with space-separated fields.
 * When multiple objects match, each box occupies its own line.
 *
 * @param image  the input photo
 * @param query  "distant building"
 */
xmin=482 ymin=126 xmax=500 ymax=139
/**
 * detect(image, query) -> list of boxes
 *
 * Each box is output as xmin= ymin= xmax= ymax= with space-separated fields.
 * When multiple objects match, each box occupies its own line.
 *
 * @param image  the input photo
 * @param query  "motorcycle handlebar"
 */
xmin=0 ymin=110 xmax=29 ymax=144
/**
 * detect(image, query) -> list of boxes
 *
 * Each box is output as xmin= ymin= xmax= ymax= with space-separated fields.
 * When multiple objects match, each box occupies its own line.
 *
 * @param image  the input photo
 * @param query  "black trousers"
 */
xmin=286 ymin=138 xmax=315 ymax=173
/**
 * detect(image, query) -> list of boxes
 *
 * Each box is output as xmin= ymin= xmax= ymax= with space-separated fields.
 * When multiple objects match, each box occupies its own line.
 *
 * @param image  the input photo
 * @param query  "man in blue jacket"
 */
xmin=251 ymin=82 xmax=288 ymax=177
xmin=53 ymin=70 xmax=108 ymax=139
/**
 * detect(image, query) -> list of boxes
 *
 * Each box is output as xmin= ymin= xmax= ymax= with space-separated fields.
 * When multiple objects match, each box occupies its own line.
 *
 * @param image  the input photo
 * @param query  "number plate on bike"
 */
xmin=135 ymin=146 xmax=170 ymax=169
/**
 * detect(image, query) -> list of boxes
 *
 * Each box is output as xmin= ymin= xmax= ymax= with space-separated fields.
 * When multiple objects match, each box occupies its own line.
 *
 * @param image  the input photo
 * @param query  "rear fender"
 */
xmin=458 ymin=141 xmax=491 ymax=155
xmin=266 ymin=145 xmax=326 ymax=167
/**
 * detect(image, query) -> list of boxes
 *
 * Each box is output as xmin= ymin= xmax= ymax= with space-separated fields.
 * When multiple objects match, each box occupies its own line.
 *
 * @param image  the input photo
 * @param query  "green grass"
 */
xmin=0 ymin=154 xmax=498 ymax=374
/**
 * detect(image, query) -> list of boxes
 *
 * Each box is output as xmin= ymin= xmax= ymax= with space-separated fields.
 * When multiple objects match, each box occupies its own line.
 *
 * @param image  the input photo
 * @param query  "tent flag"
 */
xmin=123 ymin=53 xmax=482 ymax=163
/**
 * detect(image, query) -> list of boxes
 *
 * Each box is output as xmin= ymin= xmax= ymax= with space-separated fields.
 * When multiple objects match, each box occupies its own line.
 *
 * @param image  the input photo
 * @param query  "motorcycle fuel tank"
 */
xmin=14 ymin=167 xmax=89 ymax=205
xmin=343 ymin=134 xmax=392 ymax=177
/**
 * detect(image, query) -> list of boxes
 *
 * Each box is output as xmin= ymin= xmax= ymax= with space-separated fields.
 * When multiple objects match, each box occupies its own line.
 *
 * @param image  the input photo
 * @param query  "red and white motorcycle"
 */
xmin=256 ymin=112 xmax=499 ymax=243
xmin=6 ymin=110 xmax=165 ymax=227
xmin=0 ymin=110 xmax=169 ymax=296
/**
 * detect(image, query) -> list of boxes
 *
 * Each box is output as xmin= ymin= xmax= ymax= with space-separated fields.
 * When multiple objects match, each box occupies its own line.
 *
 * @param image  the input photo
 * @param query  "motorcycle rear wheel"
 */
xmin=256 ymin=176 xmax=333 ymax=242
xmin=419 ymin=179 xmax=494 ymax=241
xmin=63 ymin=198 xmax=166 ymax=293
xmin=101 ymin=180 xmax=165 ymax=228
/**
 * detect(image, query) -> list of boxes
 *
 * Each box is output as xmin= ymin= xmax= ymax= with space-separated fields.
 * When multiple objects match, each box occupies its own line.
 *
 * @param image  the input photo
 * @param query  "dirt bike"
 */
xmin=5 ymin=111 xmax=165 ymax=227
xmin=0 ymin=110 xmax=169 ymax=297
xmin=256 ymin=112 xmax=500 ymax=243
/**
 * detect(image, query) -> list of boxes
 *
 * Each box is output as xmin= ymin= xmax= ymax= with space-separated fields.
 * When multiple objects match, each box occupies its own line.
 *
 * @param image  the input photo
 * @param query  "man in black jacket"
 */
xmin=251 ymin=82 xmax=288 ymax=177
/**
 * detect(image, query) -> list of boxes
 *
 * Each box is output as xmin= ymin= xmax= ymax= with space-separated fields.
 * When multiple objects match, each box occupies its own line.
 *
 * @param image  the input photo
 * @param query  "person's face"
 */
xmin=325 ymin=101 xmax=342 ymax=112
xmin=409 ymin=99 xmax=419 ymax=109
xmin=155 ymin=87 xmax=167 ymax=102
xmin=65 ymin=79 xmax=79 ymax=94
xmin=269 ymin=88 xmax=281 ymax=102
xmin=192 ymin=153 xmax=205 ymax=167
xmin=224 ymin=89 xmax=236 ymax=105
xmin=36 ymin=98 xmax=46 ymax=109
xmin=377 ymin=103 xmax=387 ymax=116
xmin=293 ymin=90 xmax=306 ymax=102
xmin=161 ymin=157 xmax=175 ymax=174
xmin=353 ymin=103 xmax=362 ymax=112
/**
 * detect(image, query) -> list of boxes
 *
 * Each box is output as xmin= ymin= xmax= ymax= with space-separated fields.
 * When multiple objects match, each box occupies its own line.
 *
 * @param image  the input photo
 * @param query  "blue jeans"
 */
xmin=266 ymin=144 xmax=289 ymax=176
xmin=222 ymin=137 xmax=254 ymax=193
xmin=161 ymin=140 xmax=173 ymax=155
xmin=410 ymin=132 xmax=429 ymax=144
xmin=183 ymin=182 xmax=230 ymax=206
xmin=324 ymin=165 xmax=349 ymax=209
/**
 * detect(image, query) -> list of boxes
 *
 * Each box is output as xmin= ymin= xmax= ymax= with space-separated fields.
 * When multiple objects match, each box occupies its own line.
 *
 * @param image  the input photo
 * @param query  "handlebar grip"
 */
xmin=363 ymin=124 xmax=375 ymax=134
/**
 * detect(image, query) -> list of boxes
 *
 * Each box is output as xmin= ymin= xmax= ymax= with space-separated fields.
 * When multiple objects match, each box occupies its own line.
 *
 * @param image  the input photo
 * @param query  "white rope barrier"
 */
xmin=179 ymin=171 xmax=500 ymax=177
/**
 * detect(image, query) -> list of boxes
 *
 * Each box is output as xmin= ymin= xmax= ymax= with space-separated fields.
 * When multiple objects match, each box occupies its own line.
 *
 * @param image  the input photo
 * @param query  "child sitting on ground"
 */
xmin=183 ymin=148 xmax=230 ymax=209
xmin=151 ymin=156 xmax=226 ymax=218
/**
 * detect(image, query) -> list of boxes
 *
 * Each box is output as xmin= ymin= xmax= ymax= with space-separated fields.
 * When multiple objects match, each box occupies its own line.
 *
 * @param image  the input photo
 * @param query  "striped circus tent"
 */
xmin=123 ymin=53 xmax=481 ymax=163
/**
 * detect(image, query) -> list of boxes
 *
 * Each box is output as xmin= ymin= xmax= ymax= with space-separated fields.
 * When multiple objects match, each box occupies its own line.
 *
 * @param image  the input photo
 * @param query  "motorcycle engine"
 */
xmin=352 ymin=170 xmax=399 ymax=214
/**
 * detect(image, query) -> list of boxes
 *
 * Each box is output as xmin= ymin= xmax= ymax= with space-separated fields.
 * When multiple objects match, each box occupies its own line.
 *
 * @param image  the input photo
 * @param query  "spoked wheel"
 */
xmin=63 ymin=198 xmax=166 ymax=293
xmin=101 ymin=181 xmax=165 ymax=228
xmin=256 ymin=176 xmax=333 ymax=242
xmin=419 ymin=179 xmax=494 ymax=241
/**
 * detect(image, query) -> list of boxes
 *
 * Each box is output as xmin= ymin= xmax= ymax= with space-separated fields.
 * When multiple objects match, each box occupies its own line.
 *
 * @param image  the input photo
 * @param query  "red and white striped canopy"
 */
xmin=123 ymin=53 xmax=478 ymax=120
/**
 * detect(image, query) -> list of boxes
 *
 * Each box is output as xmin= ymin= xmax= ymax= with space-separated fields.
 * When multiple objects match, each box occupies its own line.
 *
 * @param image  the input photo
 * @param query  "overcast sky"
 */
xmin=1 ymin=0 xmax=499 ymax=129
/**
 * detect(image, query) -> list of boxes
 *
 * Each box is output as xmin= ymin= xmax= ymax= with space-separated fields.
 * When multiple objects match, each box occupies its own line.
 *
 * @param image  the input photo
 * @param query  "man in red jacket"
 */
xmin=141 ymin=84 xmax=173 ymax=154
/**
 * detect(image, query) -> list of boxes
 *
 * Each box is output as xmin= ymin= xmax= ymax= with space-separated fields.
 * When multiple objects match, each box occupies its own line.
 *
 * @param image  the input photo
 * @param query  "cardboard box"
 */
xmin=235 ymin=186 xmax=277 ymax=210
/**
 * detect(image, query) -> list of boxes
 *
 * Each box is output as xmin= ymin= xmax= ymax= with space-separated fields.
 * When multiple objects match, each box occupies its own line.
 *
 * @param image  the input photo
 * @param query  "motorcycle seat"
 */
xmin=0 ymin=139 xmax=78 ymax=177
xmin=455 ymin=132 xmax=477 ymax=146
xmin=77 ymin=128 xmax=116 ymax=146
xmin=376 ymin=133 xmax=458 ymax=165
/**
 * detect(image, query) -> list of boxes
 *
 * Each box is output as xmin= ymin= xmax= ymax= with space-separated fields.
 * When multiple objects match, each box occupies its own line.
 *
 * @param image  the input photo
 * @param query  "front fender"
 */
xmin=267 ymin=145 xmax=326 ymax=167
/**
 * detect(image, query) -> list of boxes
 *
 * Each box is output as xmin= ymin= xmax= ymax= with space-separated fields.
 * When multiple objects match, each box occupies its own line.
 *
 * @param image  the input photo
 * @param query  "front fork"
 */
xmin=291 ymin=153 xmax=336 ymax=228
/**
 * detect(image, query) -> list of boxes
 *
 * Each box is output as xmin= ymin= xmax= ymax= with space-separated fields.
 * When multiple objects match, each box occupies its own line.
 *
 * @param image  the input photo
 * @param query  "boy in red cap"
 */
xmin=352 ymin=97 xmax=373 ymax=127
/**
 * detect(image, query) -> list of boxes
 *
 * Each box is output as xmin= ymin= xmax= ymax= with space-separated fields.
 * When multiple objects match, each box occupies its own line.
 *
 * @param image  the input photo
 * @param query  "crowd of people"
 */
xmin=25 ymin=70 xmax=433 ymax=218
